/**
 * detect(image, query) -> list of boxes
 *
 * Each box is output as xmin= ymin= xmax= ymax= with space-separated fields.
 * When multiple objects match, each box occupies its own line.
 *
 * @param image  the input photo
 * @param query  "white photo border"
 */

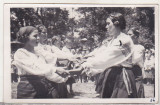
xmin=3 ymin=3 xmax=159 ymax=104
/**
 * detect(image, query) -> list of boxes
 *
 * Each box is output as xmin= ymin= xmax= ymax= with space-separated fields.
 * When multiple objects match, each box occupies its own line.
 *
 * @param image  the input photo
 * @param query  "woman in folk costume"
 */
xmin=14 ymin=26 xmax=69 ymax=99
xmin=81 ymin=13 xmax=138 ymax=98
xmin=127 ymin=27 xmax=145 ymax=98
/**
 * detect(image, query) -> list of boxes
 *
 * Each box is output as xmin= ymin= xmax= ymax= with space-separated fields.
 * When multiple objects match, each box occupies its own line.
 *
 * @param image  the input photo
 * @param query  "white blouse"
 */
xmin=34 ymin=44 xmax=58 ymax=65
xmin=132 ymin=44 xmax=145 ymax=69
xmin=44 ymin=45 xmax=74 ymax=60
xmin=14 ymin=48 xmax=67 ymax=83
xmin=82 ymin=32 xmax=134 ymax=74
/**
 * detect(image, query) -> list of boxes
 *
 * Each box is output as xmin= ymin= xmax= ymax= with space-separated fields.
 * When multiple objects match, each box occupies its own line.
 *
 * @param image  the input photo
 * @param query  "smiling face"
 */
xmin=105 ymin=18 xmax=117 ymax=36
xmin=26 ymin=30 xmax=39 ymax=47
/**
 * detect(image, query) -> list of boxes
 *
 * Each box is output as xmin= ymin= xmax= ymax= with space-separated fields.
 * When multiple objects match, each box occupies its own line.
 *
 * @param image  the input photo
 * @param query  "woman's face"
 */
xmin=127 ymin=30 xmax=137 ymax=42
xmin=105 ymin=18 xmax=117 ymax=36
xmin=27 ymin=30 xmax=39 ymax=47
xmin=127 ymin=30 xmax=134 ymax=37
xmin=39 ymin=28 xmax=47 ymax=43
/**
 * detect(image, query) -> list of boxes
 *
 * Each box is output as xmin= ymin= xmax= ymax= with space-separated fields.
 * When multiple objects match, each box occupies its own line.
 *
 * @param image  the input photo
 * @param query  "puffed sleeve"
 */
xmin=35 ymin=46 xmax=57 ymax=65
xmin=82 ymin=35 xmax=134 ymax=72
xmin=51 ymin=46 xmax=74 ymax=60
xmin=14 ymin=49 xmax=56 ymax=76
xmin=86 ymin=46 xmax=106 ymax=57
xmin=86 ymin=48 xmax=99 ymax=57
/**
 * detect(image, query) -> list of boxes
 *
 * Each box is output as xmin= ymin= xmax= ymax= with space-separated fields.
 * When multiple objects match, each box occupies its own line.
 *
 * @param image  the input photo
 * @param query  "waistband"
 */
xmin=20 ymin=75 xmax=44 ymax=81
xmin=111 ymin=66 xmax=132 ymax=70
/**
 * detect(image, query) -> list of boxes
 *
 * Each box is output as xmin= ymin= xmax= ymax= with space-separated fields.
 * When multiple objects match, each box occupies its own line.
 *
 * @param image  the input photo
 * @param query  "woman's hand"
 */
xmin=68 ymin=56 xmax=79 ymax=62
xmin=68 ymin=66 xmax=83 ymax=75
xmin=46 ymin=69 xmax=69 ymax=83
xmin=56 ymin=67 xmax=70 ymax=77
xmin=81 ymin=67 xmax=99 ymax=77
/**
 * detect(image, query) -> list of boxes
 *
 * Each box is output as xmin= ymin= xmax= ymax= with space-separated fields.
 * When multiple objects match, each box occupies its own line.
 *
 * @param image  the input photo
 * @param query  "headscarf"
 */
xmin=16 ymin=26 xmax=37 ymax=44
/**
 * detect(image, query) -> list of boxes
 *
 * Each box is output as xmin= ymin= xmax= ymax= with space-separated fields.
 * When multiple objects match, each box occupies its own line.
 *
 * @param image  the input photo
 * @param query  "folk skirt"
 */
xmin=17 ymin=75 xmax=48 ymax=99
xmin=101 ymin=67 xmax=138 ymax=98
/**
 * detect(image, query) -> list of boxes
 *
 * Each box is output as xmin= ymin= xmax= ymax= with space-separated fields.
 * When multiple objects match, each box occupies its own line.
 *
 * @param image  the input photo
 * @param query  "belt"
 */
xmin=111 ymin=66 xmax=132 ymax=70
xmin=20 ymin=75 xmax=44 ymax=81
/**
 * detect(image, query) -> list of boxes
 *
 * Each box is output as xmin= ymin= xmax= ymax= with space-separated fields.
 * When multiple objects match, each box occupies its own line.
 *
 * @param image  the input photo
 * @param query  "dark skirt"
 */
xmin=101 ymin=67 xmax=138 ymax=98
xmin=136 ymin=80 xmax=145 ymax=98
xmin=95 ymin=70 xmax=108 ymax=94
xmin=66 ymin=76 xmax=76 ymax=84
xmin=41 ymin=78 xmax=59 ymax=98
xmin=17 ymin=75 xmax=48 ymax=99
xmin=57 ymin=83 xmax=68 ymax=98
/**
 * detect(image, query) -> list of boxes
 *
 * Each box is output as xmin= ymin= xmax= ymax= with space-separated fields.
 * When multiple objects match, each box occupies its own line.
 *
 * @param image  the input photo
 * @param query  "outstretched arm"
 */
xmin=82 ymin=35 xmax=134 ymax=76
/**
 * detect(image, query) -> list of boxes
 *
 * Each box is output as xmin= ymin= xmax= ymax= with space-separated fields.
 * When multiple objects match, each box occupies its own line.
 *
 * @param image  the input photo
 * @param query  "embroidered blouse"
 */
xmin=82 ymin=32 xmax=134 ymax=74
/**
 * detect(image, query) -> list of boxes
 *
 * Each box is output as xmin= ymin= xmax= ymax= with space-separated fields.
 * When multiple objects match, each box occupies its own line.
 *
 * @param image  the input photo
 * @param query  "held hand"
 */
xmin=46 ymin=70 xmax=69 ymax=83
xmin=68 ymin=66 xmax=83 ymax=75
xmin=56 ymin=67 xmax=70 ymax=76
xmin=68 ymin=56 xmax=78 ymax=62
xmin=81 ymin=67 xmax=90 ymax=76
xmin=81 ymin=67 xmax=97 ymax=77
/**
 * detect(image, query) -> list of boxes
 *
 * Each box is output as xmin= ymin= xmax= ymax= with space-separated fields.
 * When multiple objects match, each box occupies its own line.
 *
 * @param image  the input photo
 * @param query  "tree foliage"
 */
xmin=11 ymin=7 xmax=155 ymax=49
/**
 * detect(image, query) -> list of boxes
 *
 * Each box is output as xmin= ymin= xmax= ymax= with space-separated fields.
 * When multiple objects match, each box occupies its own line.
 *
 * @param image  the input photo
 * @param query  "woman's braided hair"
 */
xmin=109 ymin=12 xmax=126 ymax=30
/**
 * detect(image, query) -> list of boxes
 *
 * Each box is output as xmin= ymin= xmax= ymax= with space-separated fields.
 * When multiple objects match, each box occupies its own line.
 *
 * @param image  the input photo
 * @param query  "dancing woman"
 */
xmin=82 ymin=13 xmax=138 ymax=98
xmin=14 ymin=26 xmax=69 ymax=99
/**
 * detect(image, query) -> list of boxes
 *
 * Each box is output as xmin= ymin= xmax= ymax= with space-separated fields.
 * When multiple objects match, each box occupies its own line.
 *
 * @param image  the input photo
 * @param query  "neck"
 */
xmin=112 ymin=28 xmax=121 ymax=39
xmin=133 ymin=40 xmax=138 ymax=44
xmin=24 ymin=44 xmax=34 ymax=53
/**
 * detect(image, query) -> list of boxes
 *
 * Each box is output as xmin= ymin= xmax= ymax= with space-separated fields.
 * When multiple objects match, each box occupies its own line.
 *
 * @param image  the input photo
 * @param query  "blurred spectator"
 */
xmin=144 ymin=49 xmax=155 ymax=84
xmin=11 ymin=63 xmax=19 ymax=83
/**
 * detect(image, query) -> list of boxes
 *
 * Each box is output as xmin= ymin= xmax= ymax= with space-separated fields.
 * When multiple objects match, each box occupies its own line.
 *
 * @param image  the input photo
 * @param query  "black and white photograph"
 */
xmin=3 ymin=4 xmax=159 ymax=103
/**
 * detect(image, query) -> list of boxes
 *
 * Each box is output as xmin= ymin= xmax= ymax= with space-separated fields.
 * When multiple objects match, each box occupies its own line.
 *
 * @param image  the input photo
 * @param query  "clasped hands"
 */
xmin=54 ymin=56 xmax=97 ymax=79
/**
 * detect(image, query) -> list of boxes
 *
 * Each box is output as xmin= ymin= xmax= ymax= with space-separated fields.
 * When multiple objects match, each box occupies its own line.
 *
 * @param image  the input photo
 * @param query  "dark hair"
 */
xmin=109 ymin=12 xmax=126 ymax=30
xmin=36 ymin=24 xmax=47 ymax=33
xmin=130 ymin=27 xmax=139 ymax=38
xmin=16 ymin=26 xmax=37 ymax=44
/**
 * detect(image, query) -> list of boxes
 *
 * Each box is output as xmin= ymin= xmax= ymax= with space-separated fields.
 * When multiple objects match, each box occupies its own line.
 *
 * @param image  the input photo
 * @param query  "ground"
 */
xmin=72 ymin=81 xmax=99 ymax=98
xmin=12 ymin=80 xmax=154 ymax=99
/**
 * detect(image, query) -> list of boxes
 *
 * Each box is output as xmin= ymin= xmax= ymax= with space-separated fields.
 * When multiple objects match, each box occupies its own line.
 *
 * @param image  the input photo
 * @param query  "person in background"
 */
xmin=128 ymin=27 xmax=145 ymax=98
xmin=35 ymin=25 xmax=64 ymax=98
xmin=81 ymin=13 xmax=138 ymax=98
xmin=14 ymin=26 xmax=69 ymax=99
xmin=144 ymin=48 xmax=155 ymax=85
xmin=11 ymin=62 xmax=19 ymax=83
xmin=47 ymin=38 xmax=52 ymax=46
xmin=61 ymin=38 xmax=77 ymax=95
xmin=35 ymin=25 xmax=78 ymax=98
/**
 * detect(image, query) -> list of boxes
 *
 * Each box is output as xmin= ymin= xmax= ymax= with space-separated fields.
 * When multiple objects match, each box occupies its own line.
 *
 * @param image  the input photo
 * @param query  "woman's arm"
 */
xmin=15 ymin=61 xmax=54 ymax=76
xmin=51 ymin=45 xmax=77 ymax=61
xmin=14 ymin=49 xmax=56 ymax=75
xmin=82 ymin=35 xmax=134 ymax=76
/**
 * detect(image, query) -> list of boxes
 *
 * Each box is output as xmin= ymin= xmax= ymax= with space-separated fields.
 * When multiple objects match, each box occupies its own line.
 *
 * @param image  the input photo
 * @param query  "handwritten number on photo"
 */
xmin=150 ymin=98 xmax=155 ymax=102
